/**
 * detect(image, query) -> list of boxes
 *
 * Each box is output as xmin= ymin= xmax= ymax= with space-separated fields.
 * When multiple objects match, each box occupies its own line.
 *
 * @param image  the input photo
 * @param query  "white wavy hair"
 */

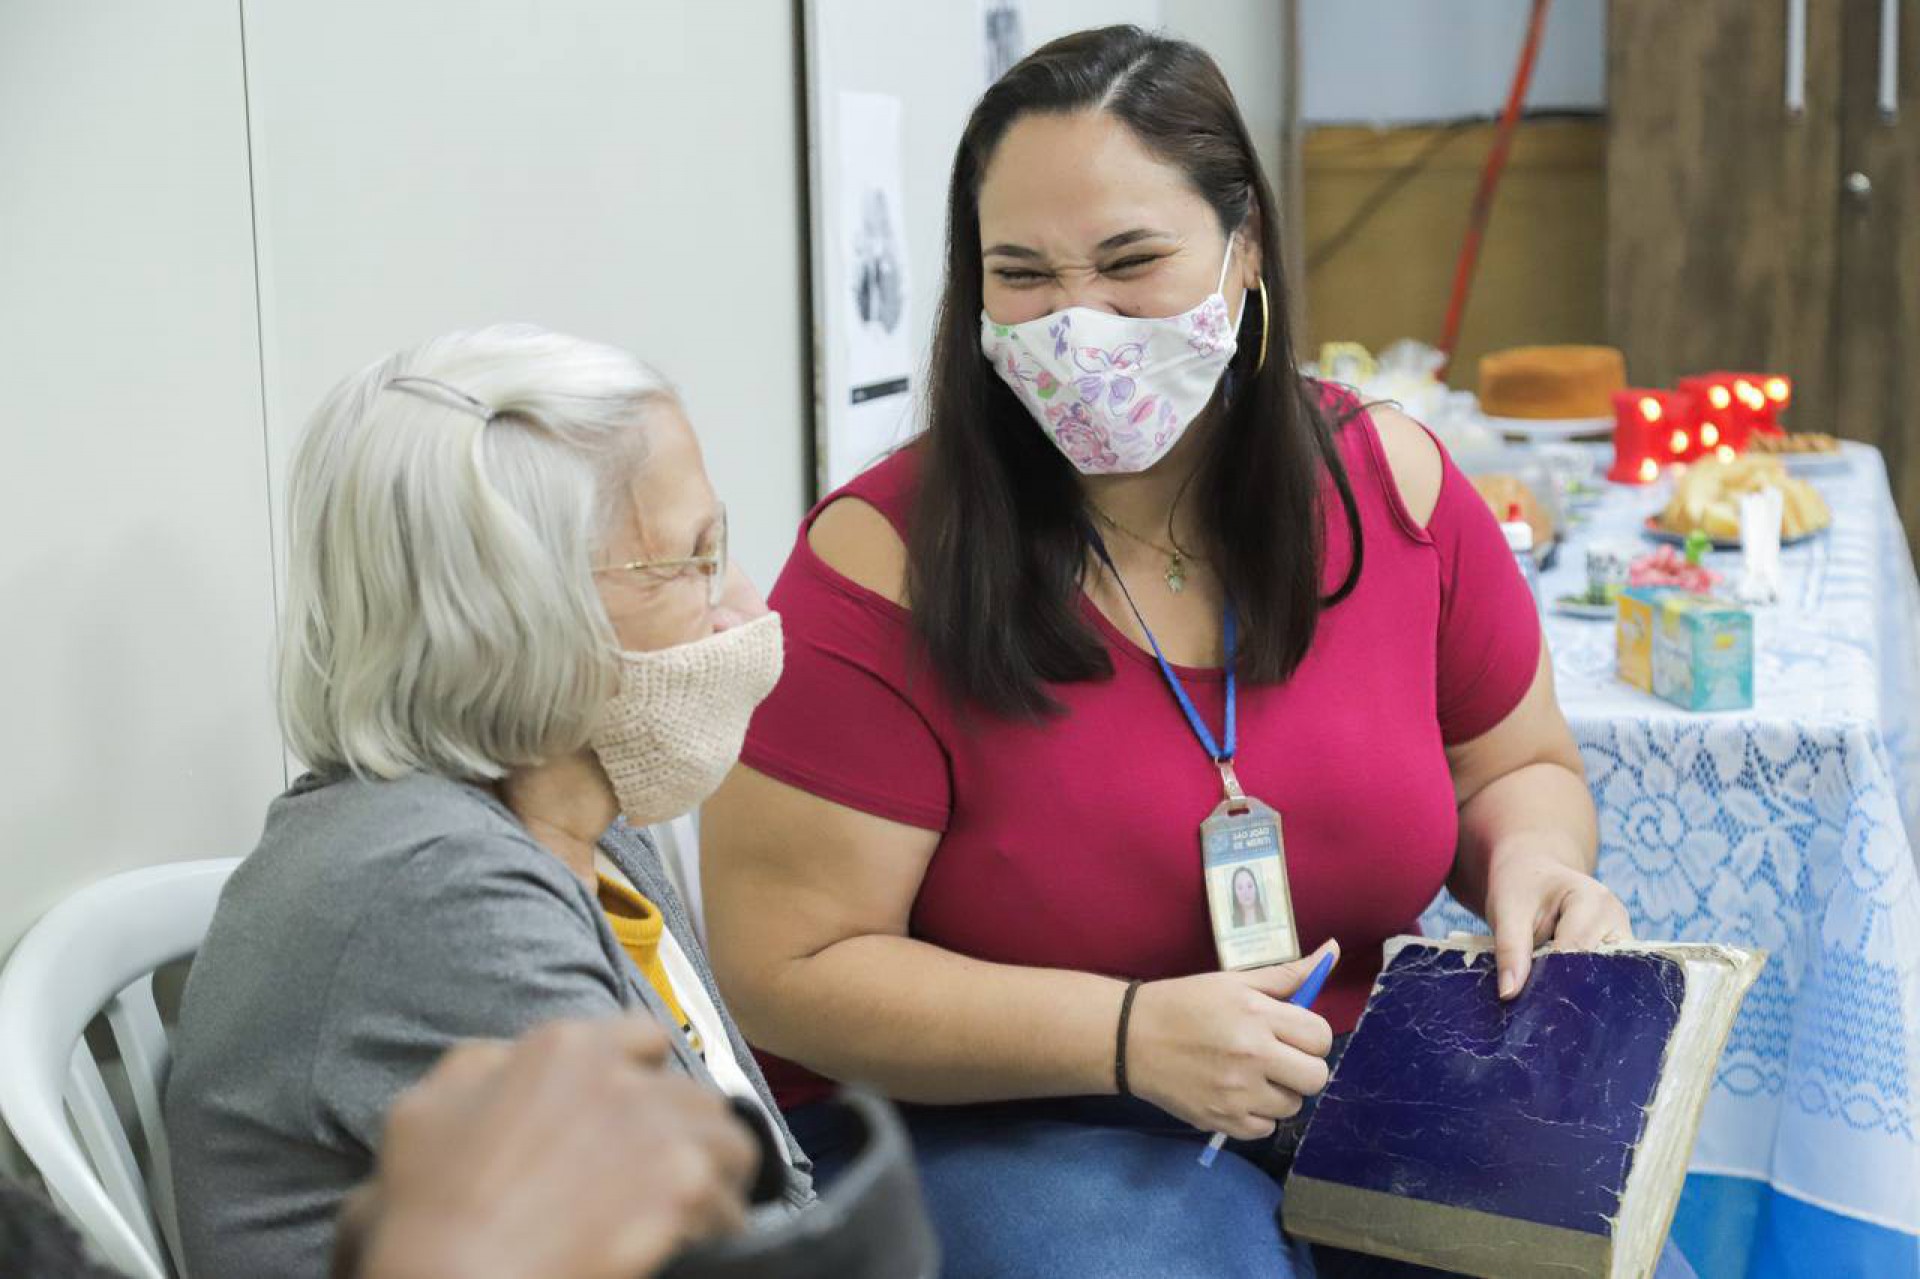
xmin=278 ymin=323 xmax=675 ymax=781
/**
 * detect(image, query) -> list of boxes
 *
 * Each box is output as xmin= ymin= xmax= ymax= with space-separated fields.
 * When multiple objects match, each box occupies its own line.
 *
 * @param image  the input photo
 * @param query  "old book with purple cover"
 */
xmin=1283 ymin=936 xmax=1764 ymax=1279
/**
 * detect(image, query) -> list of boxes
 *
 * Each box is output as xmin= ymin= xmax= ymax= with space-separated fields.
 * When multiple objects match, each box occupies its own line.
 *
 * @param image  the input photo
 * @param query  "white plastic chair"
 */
xmin=0 ymin=858 xmax=240 ymax=1279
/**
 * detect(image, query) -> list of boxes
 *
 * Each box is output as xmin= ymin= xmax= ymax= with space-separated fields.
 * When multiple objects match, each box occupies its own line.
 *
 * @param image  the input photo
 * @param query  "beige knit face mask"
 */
xmin=589 ymin=611 xmax=784 ymax=828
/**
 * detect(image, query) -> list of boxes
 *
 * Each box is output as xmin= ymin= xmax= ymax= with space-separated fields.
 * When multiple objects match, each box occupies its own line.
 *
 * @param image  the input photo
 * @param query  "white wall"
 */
xmin=1300 ymin=0 xmax=1605 ymax=125
xmin=0 ymin=3 xmax=285 ymax=960
xmin=0 ymin=0 xmax=285 ymax=1174
xmin=0 ymin=0 xmax=811 ymax=968
xmin=240 ymin=1 xmax=811 ymax=590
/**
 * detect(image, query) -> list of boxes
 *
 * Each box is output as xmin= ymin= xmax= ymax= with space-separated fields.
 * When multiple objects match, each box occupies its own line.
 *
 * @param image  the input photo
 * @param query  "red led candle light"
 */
xmin=1608 ymin=389 xmax=1691 ymax=482
xmin=1757 ymin=374 xmax=1791 ymax=434
xmin=1657 ymin=388 xmax=1704 ymax=463
xmin=1706 ymin=371 xmax=1789 ymax=438
xmin=1678 ymin=374 xmax=1747 ymax=457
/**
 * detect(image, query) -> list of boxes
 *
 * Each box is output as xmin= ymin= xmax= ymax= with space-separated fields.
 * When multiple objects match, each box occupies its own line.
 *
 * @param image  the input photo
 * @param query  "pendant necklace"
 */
xmin=1087 ymin=503 xmax=1205 ymax=594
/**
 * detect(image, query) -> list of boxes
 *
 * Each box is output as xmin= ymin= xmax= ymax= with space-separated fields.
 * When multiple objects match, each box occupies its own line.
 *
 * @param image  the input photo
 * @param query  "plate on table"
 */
xmin=1779 ymin=451 xmax=1852 ymax=477
xmin=1485 ymin=414 xmax=1614 ymax=442
xmin=1552 ymin=596 xmax=1616 ymax=621
xmin=1642 ymin=517 xmax=1827 ymax=551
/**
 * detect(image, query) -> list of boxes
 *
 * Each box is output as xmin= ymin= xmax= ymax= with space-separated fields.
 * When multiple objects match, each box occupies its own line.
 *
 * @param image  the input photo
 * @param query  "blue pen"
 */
xmin=1198 ymin=948 xmax=1338 ymax=1169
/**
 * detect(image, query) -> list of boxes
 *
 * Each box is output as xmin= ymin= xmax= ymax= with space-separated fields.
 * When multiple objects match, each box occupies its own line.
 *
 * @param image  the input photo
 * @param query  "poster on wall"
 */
xmin=981 ymin=0 xmax=1028 ymax=87
xmin=827 ymin=90 xmax=914 ymax=490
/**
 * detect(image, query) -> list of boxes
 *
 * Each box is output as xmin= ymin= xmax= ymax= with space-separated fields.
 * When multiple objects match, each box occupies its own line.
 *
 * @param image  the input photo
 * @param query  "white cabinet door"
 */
xmin=0 ymin=3 xmax=284 ymax=956
xmin=239 ymin=0 xmax=810 ymax=586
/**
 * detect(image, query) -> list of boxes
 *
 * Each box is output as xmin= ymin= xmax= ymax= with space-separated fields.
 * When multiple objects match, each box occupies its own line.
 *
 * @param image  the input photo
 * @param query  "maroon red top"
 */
xmin=741 ymin=388 xmax=1542 ymax=1109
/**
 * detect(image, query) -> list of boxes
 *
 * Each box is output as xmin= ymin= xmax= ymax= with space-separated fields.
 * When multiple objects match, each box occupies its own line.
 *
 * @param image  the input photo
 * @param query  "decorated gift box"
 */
xmin=1616 ymin=587 xmax=1665 ymax=693
xmin=1616 ymin=587 xmax=1753 ymax=711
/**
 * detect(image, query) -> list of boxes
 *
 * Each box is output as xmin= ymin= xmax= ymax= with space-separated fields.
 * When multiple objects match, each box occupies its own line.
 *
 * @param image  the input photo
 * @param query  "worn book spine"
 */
xmin=1284 ymin=1178 xmax=1616 ymax=1279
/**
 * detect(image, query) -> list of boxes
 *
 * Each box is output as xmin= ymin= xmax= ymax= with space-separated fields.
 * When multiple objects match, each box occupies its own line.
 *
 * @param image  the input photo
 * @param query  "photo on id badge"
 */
xmin=1204 ymin=845 xmax=1297 ymax=969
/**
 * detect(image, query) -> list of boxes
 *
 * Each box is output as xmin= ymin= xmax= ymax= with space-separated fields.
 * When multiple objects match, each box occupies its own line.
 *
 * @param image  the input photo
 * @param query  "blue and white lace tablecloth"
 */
xmin=1423 ymin=444 xmax=1920 ymax=1278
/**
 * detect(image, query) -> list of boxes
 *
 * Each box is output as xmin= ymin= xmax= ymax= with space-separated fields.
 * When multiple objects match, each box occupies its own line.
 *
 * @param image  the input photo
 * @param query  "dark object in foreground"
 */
xmin=665 ymin=1089 xmax=939 ymax=1279
xmin=0 ymin=1177 xmax=124 ymax=1278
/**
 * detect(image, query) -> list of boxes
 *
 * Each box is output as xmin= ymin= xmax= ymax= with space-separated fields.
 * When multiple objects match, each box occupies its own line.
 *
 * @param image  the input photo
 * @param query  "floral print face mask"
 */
xmin=980 ymin=241 xmax=1243 ymax=475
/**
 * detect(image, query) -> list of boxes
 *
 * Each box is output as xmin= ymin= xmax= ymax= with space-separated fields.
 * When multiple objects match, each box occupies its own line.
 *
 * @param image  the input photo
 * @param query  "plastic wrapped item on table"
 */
xmin=1449 ymin=445 xmax=1566 ymax=570
xmin=1304 ymin=339 xmax=1498 ymax=458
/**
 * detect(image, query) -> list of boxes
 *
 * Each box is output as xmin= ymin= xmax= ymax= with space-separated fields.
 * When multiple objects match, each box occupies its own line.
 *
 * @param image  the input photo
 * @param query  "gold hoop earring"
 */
xmin=1255 ymin=277 xmax=1270 ymax=376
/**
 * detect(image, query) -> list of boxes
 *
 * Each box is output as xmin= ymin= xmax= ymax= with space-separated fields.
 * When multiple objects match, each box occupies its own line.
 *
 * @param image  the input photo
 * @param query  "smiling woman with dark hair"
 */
xmin=704 ymin=25 xmax=1689 ymax=1277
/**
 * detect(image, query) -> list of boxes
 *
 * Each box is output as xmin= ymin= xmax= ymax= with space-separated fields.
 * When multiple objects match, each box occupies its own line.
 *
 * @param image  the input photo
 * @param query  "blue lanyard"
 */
xmin=1085 ymin=527 xmax=1236 ymax=764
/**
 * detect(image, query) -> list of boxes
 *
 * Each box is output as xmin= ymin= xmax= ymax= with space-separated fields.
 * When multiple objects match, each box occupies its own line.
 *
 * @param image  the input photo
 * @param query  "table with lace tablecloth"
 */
xmin=1422 ymin=443 xmax=1920 ymax=1278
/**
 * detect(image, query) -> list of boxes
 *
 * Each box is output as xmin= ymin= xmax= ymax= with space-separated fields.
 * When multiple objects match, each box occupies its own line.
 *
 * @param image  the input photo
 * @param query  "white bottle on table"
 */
xmin=1501 ymin=502 xmax=1542 ymax=610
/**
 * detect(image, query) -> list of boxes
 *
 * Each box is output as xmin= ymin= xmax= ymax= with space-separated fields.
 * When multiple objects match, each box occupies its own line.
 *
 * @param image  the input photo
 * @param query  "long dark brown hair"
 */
xmin=908 ymin=25 xmax=1363 ymax=718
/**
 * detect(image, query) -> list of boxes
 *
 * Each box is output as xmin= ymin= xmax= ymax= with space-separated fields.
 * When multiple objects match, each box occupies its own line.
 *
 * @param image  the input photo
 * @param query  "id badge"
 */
xmin=1201 ymin=795 xmax=1300 ymax=971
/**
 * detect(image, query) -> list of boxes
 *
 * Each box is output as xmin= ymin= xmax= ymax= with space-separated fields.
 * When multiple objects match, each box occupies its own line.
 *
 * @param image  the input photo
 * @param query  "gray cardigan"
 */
xmin=165 ymin=771 xmax=812 ymax=1279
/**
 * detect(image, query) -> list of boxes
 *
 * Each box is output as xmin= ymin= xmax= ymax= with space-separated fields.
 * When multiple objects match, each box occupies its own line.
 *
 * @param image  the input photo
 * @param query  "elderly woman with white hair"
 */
xmin=165 ymin=324 xmax=808 ymax=1279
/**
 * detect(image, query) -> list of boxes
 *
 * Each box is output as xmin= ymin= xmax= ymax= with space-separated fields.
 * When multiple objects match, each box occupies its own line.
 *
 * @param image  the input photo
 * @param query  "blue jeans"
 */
xmin=788 ymin=1094 xmax=1699 ymax=1279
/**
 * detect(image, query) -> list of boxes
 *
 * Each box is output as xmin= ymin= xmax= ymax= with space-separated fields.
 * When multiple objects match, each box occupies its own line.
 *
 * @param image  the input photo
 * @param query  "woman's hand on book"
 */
xmin=1484 ymin=844 xmax=1635 ymax=999
xmin=1126 ymin=952 xmax=1335 ymax=1140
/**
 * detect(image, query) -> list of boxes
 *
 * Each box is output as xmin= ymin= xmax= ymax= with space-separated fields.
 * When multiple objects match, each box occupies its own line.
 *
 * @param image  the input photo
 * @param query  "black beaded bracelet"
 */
xmin=1115 ymin=979 xmax=1144 ymax=1098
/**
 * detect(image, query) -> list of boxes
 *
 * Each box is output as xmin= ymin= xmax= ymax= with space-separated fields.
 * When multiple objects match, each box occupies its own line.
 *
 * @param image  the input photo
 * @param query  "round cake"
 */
xmin=1478 ymin=345 xmax=1626 ymax=420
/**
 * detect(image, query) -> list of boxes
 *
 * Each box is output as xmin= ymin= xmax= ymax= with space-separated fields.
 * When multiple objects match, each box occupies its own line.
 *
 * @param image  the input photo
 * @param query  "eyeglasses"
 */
xmin=593 ymin=505 xmax=728 ymax=607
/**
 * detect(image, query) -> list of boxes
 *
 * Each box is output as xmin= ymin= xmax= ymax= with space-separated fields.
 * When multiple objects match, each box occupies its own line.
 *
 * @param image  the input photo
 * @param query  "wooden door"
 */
xmin=1835 ymin=0 xmax=1920 ymax=546
xmin=1606 ymin=0 xmax=1846 ymax=426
